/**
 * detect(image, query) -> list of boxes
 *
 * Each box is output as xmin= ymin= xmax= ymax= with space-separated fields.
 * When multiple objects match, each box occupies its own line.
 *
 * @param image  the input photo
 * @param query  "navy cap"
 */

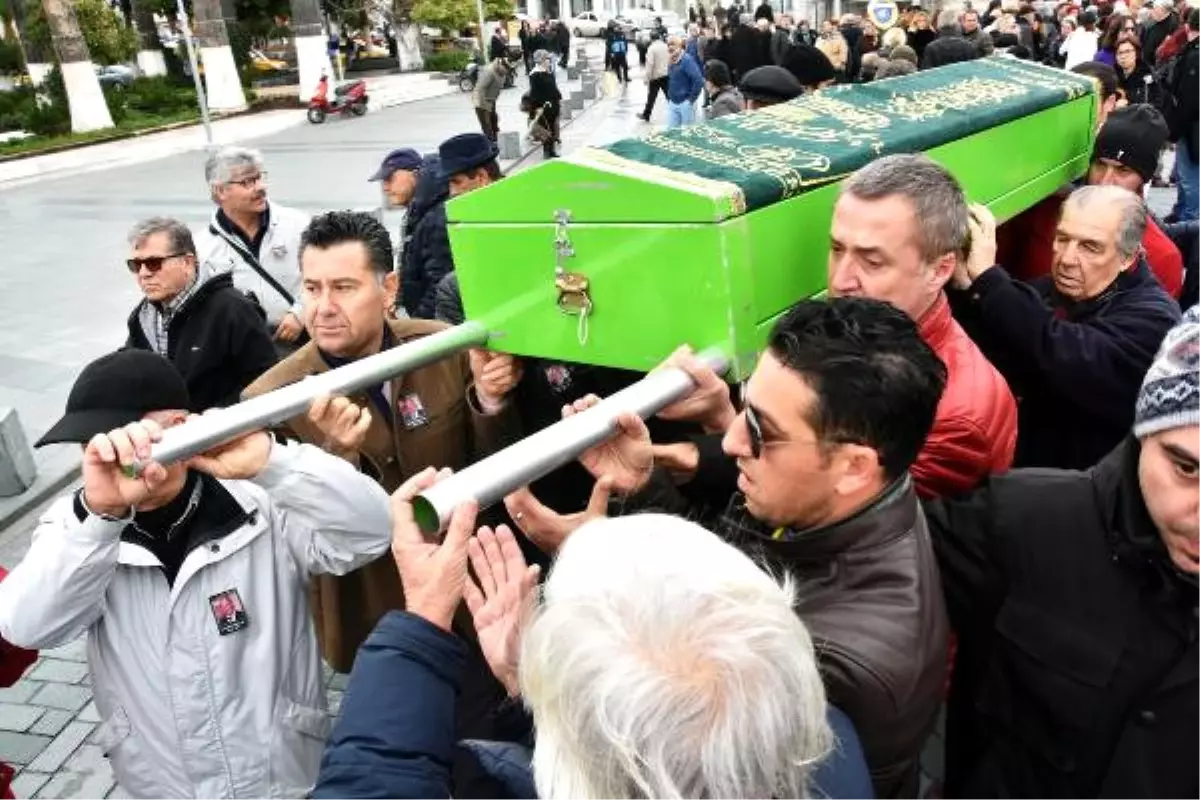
xmin=438 ymin=133 xmax=500 ymax=180
xmin=368 ymin=148 xmax=423 ymax=182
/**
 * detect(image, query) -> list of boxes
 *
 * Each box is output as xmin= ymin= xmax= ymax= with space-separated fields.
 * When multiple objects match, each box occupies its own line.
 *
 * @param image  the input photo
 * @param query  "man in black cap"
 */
xmin=369 ymin=147 xmax=449 ymax=317
xmin=0 ymin=350 xmax=391 ymax=798
xmin=780 ymin=41 xmax=836 ymax=92
xmin=738 ymin=63 xmax=803 ymax=108
xmin=368 ymin=147 xmax=424 ymax=209
xmin=399 ymin=133 xmax=498 ymax=319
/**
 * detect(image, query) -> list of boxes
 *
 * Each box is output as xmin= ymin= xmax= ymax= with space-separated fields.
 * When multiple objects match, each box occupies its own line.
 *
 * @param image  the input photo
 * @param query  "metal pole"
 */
xmin=412 ymin=347 xmax=730 ymax=534
xmin=176 ymin=0 xmax=214 ymax=150
xmin=129 ymin=321 xmax=491 ymax=475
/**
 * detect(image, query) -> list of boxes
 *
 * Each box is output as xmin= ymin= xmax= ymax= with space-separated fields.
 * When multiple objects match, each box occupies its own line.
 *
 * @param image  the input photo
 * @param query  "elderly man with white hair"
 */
xmin=200 ymin=146 xmax=312 ymax=352
xmin=311 ymin=470 xmax=874 ymax=799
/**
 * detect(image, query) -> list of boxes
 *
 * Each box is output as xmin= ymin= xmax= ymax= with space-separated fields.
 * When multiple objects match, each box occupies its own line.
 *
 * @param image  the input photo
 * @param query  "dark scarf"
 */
xmin=319 ymin=326 xmax=395 ymax=426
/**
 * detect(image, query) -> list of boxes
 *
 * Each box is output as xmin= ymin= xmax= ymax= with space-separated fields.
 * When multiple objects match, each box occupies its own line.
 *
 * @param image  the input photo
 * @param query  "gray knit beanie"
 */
xmin=1134 ymin=307 xmax=1199 ymax=439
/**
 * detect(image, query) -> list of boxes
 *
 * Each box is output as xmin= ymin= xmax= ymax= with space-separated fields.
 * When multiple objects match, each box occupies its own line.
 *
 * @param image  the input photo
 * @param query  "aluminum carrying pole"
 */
xmin=412 ymin=348 xmax=730 ymax=534
xmin=127 ymin=321 xmax=491 ymax=475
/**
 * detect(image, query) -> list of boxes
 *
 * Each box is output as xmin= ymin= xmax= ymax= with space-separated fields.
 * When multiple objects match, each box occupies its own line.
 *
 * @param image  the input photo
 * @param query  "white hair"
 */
xmin=520 ymin=514 xmax=832 ymax=800
xmin=1064 ymin=184 xmax=1148 ymax=261
xmin=205 ymin=145 xmax=264 ymax=191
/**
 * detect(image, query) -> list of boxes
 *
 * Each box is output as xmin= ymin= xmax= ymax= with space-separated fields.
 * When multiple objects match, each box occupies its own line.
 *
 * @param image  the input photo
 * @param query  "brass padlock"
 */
xmin=555 ymin=271 xmax=592 ymax=316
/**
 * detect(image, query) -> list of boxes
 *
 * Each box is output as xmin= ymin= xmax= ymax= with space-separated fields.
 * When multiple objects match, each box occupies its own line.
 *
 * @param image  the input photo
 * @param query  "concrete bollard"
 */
xmin=560 ymin=103 xmax=574 ymax=121
xmin=0 ymin=408 xmax=36 ymax=497
xmin=498 ymin=130 xmax=521 ymax=160
xmin=570 ymin=91 xmax=585 ymax=111
xmin=581 ymin=81 xmax=597 ymax=100
xmin=567 ymin=65 xmax=580 ymax=80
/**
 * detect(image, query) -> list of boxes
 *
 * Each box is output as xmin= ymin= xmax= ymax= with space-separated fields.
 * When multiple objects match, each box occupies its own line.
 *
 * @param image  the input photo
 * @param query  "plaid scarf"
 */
xmin=140 ymin=274 xmax=200 ymax=357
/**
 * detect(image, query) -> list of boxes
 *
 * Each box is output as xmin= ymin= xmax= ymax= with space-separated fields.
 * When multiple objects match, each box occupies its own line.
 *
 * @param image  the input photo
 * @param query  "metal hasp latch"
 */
xmin=553 ymin=209 xmax=592 ymax=344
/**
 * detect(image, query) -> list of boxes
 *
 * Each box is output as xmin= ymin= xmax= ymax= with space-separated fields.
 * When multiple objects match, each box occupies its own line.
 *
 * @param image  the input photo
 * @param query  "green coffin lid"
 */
xmin=574 ymin=56 xmax=1094 ymax=221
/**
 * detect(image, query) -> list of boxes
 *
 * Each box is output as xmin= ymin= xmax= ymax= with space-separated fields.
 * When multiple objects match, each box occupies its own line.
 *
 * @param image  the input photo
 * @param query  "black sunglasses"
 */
xmin=744 ymin=402 xmax=769 ymax=459
xmin=126 ymin=253 xmax=187 ymax=274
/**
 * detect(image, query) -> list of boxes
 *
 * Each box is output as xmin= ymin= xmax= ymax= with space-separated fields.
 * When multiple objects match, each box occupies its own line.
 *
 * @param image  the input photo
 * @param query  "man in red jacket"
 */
xmin=997 ymin=104 xmax=1184 ymax=298
xmin=828 ymin=154 xmax=1018 ymax=499
xmin=0 ymin=567 xmax=36 ymax=799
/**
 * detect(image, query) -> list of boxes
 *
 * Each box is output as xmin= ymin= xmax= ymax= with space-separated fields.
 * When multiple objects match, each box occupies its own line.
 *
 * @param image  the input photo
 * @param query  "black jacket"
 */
xmin=949 ymin=260 xmax=1180 ymax=470
xmin=125 ymin=271 xmax=278 ymax=411
xmin=925 ymin=438 xmax=1198 ymax=798
xmin=1141 ymin=12 xmax=1178 ymax=67
xmin=400 ymin=157 xmax=452 ymax=320
xmin=922 ymin=28 xmax=981 ymax=69
xmin=528 ymin=69 xmax=561 ymax=122
xmin=1168 ymin=36 xmax=1198 ymax=160
xmin=1117 ymin=60 xmax=1162 ymax=107
xmin=1162 ymin=218 xmax=1198 ymax=310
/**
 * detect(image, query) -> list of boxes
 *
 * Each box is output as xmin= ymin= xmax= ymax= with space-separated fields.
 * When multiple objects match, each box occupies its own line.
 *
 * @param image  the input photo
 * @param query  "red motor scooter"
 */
xmin=307 ymin=74 xmax=368 ymax=123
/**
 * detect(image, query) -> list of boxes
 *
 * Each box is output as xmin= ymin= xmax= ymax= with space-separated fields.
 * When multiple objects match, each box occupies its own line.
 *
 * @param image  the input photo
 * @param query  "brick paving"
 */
xmin=0 ymin=637 xmax=345 ymax=799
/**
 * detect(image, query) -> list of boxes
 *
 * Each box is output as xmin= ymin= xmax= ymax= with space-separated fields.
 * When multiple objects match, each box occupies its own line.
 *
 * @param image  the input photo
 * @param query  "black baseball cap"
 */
xmin=36 ymin=350 xmax=191 ymax=447
xmin=368 ymin=148 xmax=423 ymax=182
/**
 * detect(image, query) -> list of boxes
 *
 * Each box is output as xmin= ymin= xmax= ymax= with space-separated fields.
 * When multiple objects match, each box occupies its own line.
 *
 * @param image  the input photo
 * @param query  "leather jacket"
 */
xmin=626 ymin=471 xmax=949 ymax=798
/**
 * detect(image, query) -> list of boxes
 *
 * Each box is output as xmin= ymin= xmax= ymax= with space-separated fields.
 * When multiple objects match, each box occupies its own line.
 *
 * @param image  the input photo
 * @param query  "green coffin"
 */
xmin=447 ymin=56 xmax=1096 ymax=379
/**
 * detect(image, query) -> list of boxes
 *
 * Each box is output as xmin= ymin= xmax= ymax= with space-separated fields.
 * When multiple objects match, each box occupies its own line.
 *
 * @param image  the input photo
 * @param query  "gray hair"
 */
xmin=205 ymin=146 xmax=264 ymax=190
xmin=127 ymin=216 xmax=196 ymax=256
xmin=1063 ymin=185 xmax=1147 ymax=261
xmin=938 ymin=7 xmax=963 ymax=27
xmin=842 ymin=154 xmax=971 ymax=263
xmin=881 ymin=25 xmax=908 ymax=48
xmin=522 ymin=514 xmax=832 ymax=799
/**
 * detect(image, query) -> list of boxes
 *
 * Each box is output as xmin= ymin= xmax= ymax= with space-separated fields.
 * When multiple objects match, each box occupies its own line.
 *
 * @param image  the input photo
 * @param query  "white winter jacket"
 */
xmin=199 ymin=203 xmax=311 ymax=328
xmin=0 ymin=442 xmax=392 ymax=798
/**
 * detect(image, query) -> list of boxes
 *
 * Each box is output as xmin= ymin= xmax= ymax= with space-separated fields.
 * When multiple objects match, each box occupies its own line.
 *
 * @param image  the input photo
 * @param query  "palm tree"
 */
xmin=193 ymin=0 xmax=245 ymax=110
xmin=41 ymin=0 xmax=113 ymax=131
xmin=131 ymin=0 xmax=166 ymax=75
xmin=290 ymin=0 xmax=332 ymax=101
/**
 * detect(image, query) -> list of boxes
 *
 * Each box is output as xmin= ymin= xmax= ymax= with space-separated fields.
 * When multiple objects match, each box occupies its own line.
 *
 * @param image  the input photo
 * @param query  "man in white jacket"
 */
xmin=200 ymin=146 xmax=312 ymax=352
xmin=640 ymin=31 xmax=671 ymax=122
xmin=0 ymin=350 xmax=392 ymax=798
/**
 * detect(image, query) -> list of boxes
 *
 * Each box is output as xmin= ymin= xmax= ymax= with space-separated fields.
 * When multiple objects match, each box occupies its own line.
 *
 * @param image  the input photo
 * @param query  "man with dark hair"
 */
xmin=780 ymin=41 xmax=837 ymax=90
xmin=1071 ymin=60 xmax=1120 ymax=126
xmin=244 ymin=210 xmax=522 ymax=699
xmin=400 ymin=133 xmax=499 ymax=320
xmin=508 ymin=297 xmax=951 ymax=799
xmin=124 ymin=217 xmax=277 ymax=411
xmin=738 ymin=63 xmax=803 ymax=107
xmin=704 ymin=58 xmax=745 ymax=117
xmin=961 ymin=9 xmax=995 ymax=54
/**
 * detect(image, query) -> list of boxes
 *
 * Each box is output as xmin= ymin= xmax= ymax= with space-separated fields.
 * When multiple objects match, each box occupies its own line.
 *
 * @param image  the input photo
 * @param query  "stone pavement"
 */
xmin=0 ymin=39 xmax=609 ymax=533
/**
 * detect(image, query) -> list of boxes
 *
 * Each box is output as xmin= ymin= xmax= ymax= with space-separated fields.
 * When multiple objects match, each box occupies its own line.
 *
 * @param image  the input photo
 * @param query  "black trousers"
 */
xmin=611 ymin=53 xmax=630 ymax=82
xmin=474 ymin=107 xmax=499 ymax=142
xmin=643 ymin=76 xmax=668 ymax=118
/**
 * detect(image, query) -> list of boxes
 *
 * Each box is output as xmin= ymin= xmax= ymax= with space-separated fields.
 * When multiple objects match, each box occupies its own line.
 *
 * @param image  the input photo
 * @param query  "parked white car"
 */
xmin=570 ymin=11 xmax=611 ymax=36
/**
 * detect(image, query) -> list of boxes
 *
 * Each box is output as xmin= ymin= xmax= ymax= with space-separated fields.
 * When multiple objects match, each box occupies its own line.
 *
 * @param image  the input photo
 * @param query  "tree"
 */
xmin=411 ymin=0 xmax=511 ymax=34
xmin=73 ymin=0 xmax=138 ymax=63
xmin=41 ymin=0 xmax=113 ymax=130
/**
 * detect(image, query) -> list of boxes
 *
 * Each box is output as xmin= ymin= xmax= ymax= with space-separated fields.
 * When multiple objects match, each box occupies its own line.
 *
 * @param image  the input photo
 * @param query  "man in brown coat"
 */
xmin=244 ymin=211 xmax=521 ymax=683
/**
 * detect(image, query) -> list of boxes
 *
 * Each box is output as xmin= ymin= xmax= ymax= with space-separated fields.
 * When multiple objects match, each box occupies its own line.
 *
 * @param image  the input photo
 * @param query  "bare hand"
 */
xmin=389 ymin=466 xmax=476 ymax=632
xmin=470 ymin=350 xmax=523 ymax=410
xmin=308 ymin=395 xmax=372 ymax=461
xmin=464 ymin=524 xmax=540 ymax=697
xmin=655 ymin=346 xmax=734 ymax=433
xmin=568 ymin=395 xmax=653 ymax=494
xmin=185 ymin=420 xmax=273 ymax=481
xmin=82 ymin=420 xmax=170 ymax=517
xmin=274 ymin=312 xmax=304 ymax=343
xmin=651 ymin=441 xmax=700 ymax=483
xmin=504 ymin=476 xmax=612 ymax=555
xmin=964 ymin=203 xmax=998 ymax=284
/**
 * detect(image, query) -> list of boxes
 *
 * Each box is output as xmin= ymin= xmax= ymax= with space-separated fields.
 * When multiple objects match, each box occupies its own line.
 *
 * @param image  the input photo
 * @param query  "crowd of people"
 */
xmin=0 ymin=0 xmax=1196 ymax=797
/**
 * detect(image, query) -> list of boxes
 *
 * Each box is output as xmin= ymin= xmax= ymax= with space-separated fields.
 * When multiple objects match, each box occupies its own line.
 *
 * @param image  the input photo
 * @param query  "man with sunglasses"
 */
xmin=200 ymin=146 xmax=312 ymax=352
xmin=506 ymin=297 xmax=950 ymax=799
xmin=125 ymin=216 xmax=277 ymax=411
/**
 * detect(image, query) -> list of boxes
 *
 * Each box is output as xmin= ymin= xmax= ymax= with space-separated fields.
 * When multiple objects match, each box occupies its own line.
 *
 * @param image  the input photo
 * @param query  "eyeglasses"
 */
xmin=126 ymin=253 xmax=187 ymax=274
xmin=229 ymin=172 xmax=267 ymax=189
